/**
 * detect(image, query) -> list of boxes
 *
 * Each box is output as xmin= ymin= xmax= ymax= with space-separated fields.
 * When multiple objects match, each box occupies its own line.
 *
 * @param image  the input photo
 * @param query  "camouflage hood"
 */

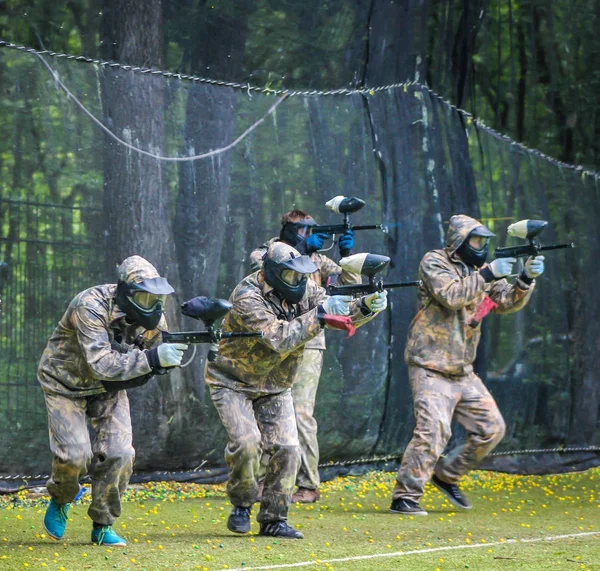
xmin=117 ymin=255 xmax=174 ymax=294
xmin=118 ymin=255 xmax=160 ymax=284
xmin=444 ymin=215 xmax=493 ymax=257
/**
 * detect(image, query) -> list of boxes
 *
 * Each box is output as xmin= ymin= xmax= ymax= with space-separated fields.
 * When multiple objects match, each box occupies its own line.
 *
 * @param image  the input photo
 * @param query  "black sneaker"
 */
xmin=431 ymin=475 xmax=472 ymax=509
xmin=227 ymin=506 xmax=251 ymax=533
xmin=259 ymin=520 xmax=304 ymax=539
xmin=389 ymin=498 xmax=428 ymax=516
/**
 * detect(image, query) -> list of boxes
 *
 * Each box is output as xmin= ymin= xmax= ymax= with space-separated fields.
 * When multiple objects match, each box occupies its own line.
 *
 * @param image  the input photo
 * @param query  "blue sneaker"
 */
xmin=91 ymin=526 xmax=127 ymax=546
xmin=43 ymin=498 xmax=71 ymax=540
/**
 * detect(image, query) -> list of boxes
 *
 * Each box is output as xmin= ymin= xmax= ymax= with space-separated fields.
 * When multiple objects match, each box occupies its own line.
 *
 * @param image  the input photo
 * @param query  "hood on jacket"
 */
xmin=444 ymin=215 xmax=495 ymax=256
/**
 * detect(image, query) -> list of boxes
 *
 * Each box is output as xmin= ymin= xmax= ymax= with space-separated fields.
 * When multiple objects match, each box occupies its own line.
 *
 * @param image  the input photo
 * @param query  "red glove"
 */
xmin=320 ymin=314 xmax=356 ymax=337
xmin=470 ymin=295 xmax=498 ymax=328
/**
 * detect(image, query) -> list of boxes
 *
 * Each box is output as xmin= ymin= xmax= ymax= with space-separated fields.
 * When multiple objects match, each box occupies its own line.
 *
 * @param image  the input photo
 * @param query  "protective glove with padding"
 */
xmin=487 ymin=257 xmax=517 ymax=278
xmin=524 ymin=255 xmax=545 ymax=278
xmin=321 ymin=295 xmax=353 ymax=316
xmin=157 ymin=343 xmax=188 ymax=368
xmin=305 ymin=233 xmax=328 ymax=254
xmin=338 ymin=229 xmax=355 ymax=257
xmin=363 ymin=290 xmax=388 ymax=312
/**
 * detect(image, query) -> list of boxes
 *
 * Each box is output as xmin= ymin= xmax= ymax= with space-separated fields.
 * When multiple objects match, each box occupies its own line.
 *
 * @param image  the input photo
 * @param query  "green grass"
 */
xmin=1 ymin=468 xmax=599 ymax=570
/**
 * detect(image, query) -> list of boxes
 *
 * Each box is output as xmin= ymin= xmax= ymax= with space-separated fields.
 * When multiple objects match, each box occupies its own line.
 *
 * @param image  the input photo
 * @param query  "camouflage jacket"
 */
xmin=249 ymin=237 xmax=361 ymax=349
xmin=205 ymin=271 xmax=375 ymax=394
xmin=404 ymin=215 xmax=535 ymax=376
xmin=38 ymin=284 xmax=164 ymax=397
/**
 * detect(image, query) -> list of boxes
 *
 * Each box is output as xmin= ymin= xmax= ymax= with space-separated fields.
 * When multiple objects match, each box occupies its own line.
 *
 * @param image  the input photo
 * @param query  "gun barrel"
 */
xmin=221 ymin=331 xmax=263 ymax=339
xmin=495 ymin=245 xmax=535 ymax=259
xmin=327 ymin=284 xmax=372 ymax=296
xmin=311 ymin=224 xmax=347 ymax=235
xmin=384 ymin=280 xmax=423 ymax=288
xmin=163 ymin=330 xmax=263 ymax=344
xmin=539 ymin=242 xmax=575 ymax=252
xmin=162 ymin=331 xmax=212 ymax=344
xmin=351 ymin=224 xmax=383 ymax=231
xmin=312 ymin=223 xmax=382 ymax=235
xmin=328 ymin=280 xmax=420 ymax=296
xmin=496 ymin=241 xmax=575 ymax=258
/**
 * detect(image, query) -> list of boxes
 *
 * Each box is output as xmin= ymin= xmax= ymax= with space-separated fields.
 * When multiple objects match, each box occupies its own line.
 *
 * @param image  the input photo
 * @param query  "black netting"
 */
xmin=0 ymin=2 xmax=598 ymax=487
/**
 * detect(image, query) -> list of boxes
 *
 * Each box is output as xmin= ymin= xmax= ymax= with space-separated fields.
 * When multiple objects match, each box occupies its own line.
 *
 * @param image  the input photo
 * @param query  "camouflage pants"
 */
xmin=43 ymin=390 xmax=134 ymax=525
xmin=210 ymin=386 xmax=300 ymax=523
xmin=393 ymin=367 xmax=506 ymax=502
xmin=291 ymin=348 xmax=324 ymax=490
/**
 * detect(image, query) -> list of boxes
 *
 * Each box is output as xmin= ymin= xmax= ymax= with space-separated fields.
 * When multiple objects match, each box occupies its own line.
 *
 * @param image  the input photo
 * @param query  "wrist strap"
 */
xmin=479 ymin=266 xmax=495 ymax=283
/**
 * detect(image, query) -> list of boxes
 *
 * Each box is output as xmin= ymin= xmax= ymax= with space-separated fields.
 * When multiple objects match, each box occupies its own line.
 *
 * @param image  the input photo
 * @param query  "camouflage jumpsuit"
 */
xmin=249 ymin=239 xmax=360 ymax=490
xmin=37 ymin=258 xmax=165 ymax=525
xmin=205 ymin=271 xmax=373 ymax=523
xmin=393 ymin=215 xmax=536 ymax=503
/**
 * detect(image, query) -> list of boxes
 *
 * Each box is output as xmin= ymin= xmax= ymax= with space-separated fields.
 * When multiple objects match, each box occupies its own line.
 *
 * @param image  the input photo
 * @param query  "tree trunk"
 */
xmin=174 ymin=1 xmax=253 ymax=401
xmin=101 ymin=0 xmax=193 ymax=469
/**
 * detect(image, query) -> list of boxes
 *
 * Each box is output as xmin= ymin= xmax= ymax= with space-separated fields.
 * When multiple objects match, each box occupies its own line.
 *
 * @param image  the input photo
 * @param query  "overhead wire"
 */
xmin=0 ymin=39 xmax=598 ymax=179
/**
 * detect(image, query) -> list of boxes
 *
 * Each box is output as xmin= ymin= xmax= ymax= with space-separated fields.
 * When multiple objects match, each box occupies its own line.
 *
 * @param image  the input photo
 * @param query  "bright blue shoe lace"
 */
xmin=91 ymin=525 xmax=127 ymax=546
xmin=43 ymin=498 xmax=71 ymax=540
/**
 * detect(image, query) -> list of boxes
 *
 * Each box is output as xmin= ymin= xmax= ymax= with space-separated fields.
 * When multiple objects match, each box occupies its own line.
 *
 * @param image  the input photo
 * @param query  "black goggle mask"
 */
xmin=280 ymin=269 xmax=311 ymax=286
xmin=457 ymin=236 xmax=492 ymax=268
xmin=130 ymin=290 xmax=166 ymax=312
xmin=280 ymin=219 xmax=317 ymax=254
xmin=263 ymin=252 xmax=317 ymax=305
xmin=116 ymin=277 xmax=174 ymax=330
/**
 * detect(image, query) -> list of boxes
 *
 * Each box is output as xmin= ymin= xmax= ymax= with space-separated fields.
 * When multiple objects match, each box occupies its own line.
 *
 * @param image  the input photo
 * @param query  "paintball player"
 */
xmin=206 ymin=241 xmax=387 ymax=539
xmin=391 ymin=215 xmax=544 ymax=515
xmin=38 ymin=255 xmax=188 ymax=546
xmin=249 ymin=210 xmax=360 ymax=504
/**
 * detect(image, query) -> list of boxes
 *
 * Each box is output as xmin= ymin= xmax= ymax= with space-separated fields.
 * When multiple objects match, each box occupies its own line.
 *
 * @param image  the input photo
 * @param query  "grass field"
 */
xmin=1 ymin=467 xmax=598 ymax=570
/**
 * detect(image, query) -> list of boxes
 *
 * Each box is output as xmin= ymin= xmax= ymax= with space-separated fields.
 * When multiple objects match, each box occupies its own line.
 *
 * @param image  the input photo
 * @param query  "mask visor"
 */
xmin=280 ymin=254 xmax=318 ymax=275
xmin=132 ymin=277 xmax=175 ymax=295
xmin=281 ymin=269 xmax=309 ymax=286
xmin=468 ymin=236 xmax=490 ymax=252
xmin=132 ymin=291 xmax=166 ymax=310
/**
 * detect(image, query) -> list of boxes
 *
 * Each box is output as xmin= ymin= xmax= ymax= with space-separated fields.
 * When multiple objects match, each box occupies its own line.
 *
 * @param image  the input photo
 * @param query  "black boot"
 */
xmin=227 ymin=506 xmax=252 ymax=533
xmin=259 ymin=520 xmax=304 ymax=539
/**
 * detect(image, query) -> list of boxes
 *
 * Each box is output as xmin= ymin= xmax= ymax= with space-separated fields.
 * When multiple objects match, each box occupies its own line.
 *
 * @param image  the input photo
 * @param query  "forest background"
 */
xmin=0 ymin=0 xmax=598 ymax=481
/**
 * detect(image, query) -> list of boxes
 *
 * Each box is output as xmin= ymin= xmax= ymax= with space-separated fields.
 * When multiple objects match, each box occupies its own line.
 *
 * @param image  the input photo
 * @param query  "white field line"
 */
xmin=226 ymin=530 xmax=600 ymax=571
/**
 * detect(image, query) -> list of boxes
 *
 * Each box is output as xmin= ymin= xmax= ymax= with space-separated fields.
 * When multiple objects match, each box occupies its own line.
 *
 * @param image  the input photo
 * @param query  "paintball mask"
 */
xmin=457 ymin=225 xmax=496 ymax=268
xmin=115 ymin=255 xmax=175 ymax=330
xmin=116 ymin=277 xmax=174 ymax=330
xmin=263 ymin=242 xmax=318 ymax=304
xmin=279 ymin=216 xmax=317 ymax=255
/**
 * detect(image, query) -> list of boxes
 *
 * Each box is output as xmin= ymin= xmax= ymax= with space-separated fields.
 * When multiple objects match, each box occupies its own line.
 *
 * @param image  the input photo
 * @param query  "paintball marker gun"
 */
xmin=327 ymin=253 xmax=421 ymax=297
xmin=495 ymin=219 xmax=574 ymax=259
xmin=311 ymin=196 xmax=384 ymax=236
xmin=162 ymin=296 xmax=262 ymax=362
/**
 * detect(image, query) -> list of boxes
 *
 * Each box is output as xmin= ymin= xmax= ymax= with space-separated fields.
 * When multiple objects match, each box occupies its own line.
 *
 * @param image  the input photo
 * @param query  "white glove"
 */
xmin=524 ymin=255 xmax=545 ymax=278
xmin=157 ymin=343 xmax=188 ymax=367
xmin=488 ymin=257 xmax=517 ymax=278
xmin=364 ymin=290 xmax=388 ymax=312
xmin=322 ymin=295 xmax=353 ymax=315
